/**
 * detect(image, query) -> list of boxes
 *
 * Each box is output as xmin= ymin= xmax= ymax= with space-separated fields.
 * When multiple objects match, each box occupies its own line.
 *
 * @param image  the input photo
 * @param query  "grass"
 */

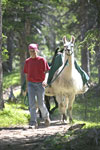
xmin=0 ymin=103 xmax=29 ymax=127
xmin=43 ymin=127 xmax=100 ymax=150
xmin=41 ymin=118 xmax=100 ymax=150
xmin=73 ymin=92 xmax=100 ymax=123
xmin=3 ymin=69 xmax=20 ymax=90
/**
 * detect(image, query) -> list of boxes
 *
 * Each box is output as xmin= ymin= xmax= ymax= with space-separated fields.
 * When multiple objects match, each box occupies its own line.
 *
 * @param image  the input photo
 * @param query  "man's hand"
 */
xmin=42 ymin=81 xmax=47 ymax=87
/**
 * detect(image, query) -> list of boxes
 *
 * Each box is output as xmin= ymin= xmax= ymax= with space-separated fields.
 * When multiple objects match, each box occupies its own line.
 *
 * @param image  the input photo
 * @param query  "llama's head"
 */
xmin=62 ymin=35 xmax=75 ymax=56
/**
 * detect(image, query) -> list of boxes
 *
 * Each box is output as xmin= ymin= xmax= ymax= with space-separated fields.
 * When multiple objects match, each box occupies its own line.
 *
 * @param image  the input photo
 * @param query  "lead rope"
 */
xmin=45 ymin=59 xmax=68 ymax=88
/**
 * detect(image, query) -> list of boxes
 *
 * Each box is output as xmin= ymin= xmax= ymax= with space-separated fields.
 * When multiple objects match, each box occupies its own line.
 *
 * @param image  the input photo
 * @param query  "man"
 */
xmin=24 ymin=43 xmax=50 ymax=129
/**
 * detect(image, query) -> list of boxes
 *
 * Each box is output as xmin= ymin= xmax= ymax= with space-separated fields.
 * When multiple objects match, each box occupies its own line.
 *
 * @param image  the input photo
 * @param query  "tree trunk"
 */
xmin=7 ymin=31 xmax=13 ymax=72
xmin=18 ymin=19 xmax=31 ymax=91
xmin=3 ymin=31 xmax=13 ymax=72
xmin=81 ymin=47 xmax=90 ymax=75
xmin=18 ymin=34 xmax=26 ymax=90
xmin=96 ymin=1 xmax=100 ymax=86
xmin=80 ymin=1 xmax=90 ymax=76
xmin=95 ymin=44 xmax=100 ymax=85
xmin=0 ymin=0 xmax=4 ymax=109
xmin=20 ymin=18 xmax=31 ymax=89
xmin=20 ymin=48 xmax=26 ymax=88
xmin=98 ymin=67 xmax=100 ymax=85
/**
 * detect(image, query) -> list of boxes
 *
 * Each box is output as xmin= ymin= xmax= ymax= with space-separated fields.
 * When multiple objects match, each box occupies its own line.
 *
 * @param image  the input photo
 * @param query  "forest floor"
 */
xmin=1 ymin=118 xmax=100 ymax=150
xmin=1 ymin=86 xmax=100 ymax=150
xmin=0 ymin=117 xmax=72 ymax=150
xmin=2 ymin=87 xmax=72 ymax=150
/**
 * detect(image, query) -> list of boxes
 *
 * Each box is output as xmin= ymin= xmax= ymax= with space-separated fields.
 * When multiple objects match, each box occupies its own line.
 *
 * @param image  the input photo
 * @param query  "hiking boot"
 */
xmin=29 ymin=122 xmax=38 ymax=129
xmin=45 ymin=118 xmax=50 ymax=127
xmin=29 ymin=125 xmax=36 ymax=129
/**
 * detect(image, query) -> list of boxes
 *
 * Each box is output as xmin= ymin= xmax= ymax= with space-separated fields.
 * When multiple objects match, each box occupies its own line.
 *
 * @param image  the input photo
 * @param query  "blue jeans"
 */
xmin=28 ymin=82 xmax=49 ymax=125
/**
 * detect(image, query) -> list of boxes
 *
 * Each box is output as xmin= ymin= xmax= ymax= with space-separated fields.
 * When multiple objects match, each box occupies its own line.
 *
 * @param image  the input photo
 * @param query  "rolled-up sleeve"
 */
xmin=44 ymin=58 xmax=50 ymax=73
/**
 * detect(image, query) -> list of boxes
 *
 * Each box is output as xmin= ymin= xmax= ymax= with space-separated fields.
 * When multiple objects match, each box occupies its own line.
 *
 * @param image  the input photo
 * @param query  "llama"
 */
xmin=45 ymin=35 xmax=89 ymax=122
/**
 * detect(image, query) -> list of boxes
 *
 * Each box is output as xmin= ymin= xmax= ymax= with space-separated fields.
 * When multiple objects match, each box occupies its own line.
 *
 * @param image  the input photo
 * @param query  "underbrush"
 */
xmin=3 ymin=69 xmax=20 ymax=90
xmin=42 ymin=88 xmax=100 ymax=150
xmin=73 ymin=88 xmax=100 ymax=123
xmin=43 ymin=127 xmax=100 ymax=150
xmin=0 ymin=103 xmax=29 ymax=127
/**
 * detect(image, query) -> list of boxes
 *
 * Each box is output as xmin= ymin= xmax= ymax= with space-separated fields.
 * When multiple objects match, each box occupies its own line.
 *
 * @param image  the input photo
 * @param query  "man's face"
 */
xmin=29 ymin=48 xmax=37 ymax=57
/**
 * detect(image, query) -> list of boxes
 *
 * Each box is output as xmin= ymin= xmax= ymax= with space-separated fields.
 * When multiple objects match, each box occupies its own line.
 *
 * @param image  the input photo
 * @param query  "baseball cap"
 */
xmin=28 ymin=43 xmax=39 ymax=51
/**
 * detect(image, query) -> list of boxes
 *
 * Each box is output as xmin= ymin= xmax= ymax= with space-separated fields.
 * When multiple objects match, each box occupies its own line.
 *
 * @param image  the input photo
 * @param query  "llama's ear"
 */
xmin=62 ymin=36 xmax=67 ymax=44
xmin=71 ymin=36 xmax=75 ymax=43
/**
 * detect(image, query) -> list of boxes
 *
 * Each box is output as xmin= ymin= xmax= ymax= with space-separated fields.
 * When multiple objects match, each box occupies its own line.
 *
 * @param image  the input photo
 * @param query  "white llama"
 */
xmin=45 ymin=35 xmax=89 ymax=122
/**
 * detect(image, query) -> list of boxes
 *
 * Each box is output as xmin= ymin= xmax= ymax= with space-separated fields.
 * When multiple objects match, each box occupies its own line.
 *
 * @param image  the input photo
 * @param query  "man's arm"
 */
xmin=42 ymin=71 xmax=49 ymax=87
xmin=25 ymin=74 xmax=28 ymax=92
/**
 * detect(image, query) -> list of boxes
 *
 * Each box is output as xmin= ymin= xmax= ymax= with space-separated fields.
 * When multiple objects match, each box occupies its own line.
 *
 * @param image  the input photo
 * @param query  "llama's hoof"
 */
xmin=63 ymin=114 xmax=67 ymax=121
xmin=69 ymin=118 xmax=74 ymax=124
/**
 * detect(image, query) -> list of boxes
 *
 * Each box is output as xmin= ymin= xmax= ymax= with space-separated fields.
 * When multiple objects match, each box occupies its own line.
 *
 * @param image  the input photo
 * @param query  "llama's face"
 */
xmin=63 ymin=36 xmax=75 ymax=56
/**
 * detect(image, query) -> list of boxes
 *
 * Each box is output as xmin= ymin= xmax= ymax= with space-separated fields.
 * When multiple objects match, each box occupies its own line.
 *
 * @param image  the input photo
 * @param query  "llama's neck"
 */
xmin=68 ymin=54 xmax=74 ymax=68
xmin=62 ymin=51 xmax=75 ymax=79
xmin=65 ymin=52 xmax=74 ymax=69
xmin=58 ymin=51 xmax=75 ymax=77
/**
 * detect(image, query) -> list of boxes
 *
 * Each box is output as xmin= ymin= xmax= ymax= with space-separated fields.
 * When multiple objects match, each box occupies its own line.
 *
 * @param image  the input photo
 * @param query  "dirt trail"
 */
xmin=0 ymin=120 xmax=71 ymax=150
xmin=2 ymin=86 xmax=71 ymax=149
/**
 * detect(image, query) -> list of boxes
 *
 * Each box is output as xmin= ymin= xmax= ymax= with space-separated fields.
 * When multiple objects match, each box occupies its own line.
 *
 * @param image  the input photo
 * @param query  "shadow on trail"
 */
xmin=1 ymin=120 xmax=99 ymax=150
xmin=0 ymin=127 xmax=27 ymax=131
xmin=0 ymin=120 xmax=70 ymax=150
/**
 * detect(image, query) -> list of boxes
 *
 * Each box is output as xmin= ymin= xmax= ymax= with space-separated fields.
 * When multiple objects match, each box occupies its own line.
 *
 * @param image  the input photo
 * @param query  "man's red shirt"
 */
xmin=24 ymin=56 xmax=50 ymax=82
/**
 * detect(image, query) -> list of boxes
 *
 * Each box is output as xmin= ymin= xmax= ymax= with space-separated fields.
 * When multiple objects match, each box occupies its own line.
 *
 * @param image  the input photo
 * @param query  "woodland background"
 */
xmin=0 ymin=1 xmax=100 ymax=149
xmin=0 ymin=0 xmax=100 ymax=110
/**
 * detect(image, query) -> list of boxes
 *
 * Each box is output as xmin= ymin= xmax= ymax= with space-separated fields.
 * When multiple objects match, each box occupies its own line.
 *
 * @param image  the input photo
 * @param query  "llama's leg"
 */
xmin=45 ymin=95 xmax=50 ymax=113
xmin=68 ymin=94 xmax=75 ymax=122
xmin=50 ymin=96 xmax=58 ymax=114
xmin=56 ymin=95 xmax=68 ymax=122
xmin=59 ymin=101 xmax=67 ymax=122
xmin=62 ymin=96 xmax=68 ymax=122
